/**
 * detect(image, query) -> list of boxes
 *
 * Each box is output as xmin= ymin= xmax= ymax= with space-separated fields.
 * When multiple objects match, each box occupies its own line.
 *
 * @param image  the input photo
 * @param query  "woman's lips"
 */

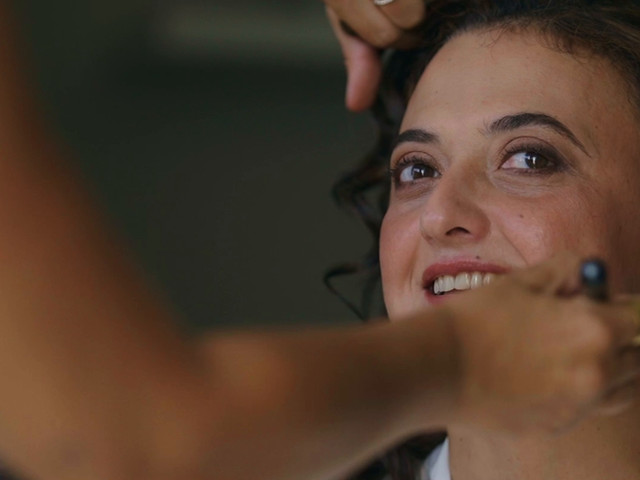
xmin=422 ymin=260 xmax=510 ymax=304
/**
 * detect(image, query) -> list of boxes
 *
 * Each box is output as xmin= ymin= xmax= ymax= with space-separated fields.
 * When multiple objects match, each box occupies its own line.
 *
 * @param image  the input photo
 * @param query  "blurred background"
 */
xmin=13 ymin=0 xmax=375 ymax=332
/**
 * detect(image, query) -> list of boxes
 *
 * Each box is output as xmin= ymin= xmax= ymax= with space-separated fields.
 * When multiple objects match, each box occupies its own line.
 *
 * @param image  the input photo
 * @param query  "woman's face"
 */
xmin=380 ymin=29 xmax=640 ymax=319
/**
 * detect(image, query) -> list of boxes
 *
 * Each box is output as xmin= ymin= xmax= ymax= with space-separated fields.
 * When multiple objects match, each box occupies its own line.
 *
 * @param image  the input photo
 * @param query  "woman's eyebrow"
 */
xmin=393 ymin=129 xmax=439 ymax=149
xmin=485 ymin=112 xmax=591 ymax=157
xmin=394 ymin=112 xmax=591 ymax=157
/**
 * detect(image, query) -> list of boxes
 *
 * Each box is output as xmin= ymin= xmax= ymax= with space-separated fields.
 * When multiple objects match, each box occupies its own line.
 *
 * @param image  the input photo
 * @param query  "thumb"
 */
xmin=510 ymin=252 xmax=582 ymax=296
xmin=344 ymin=39 xmax=381 ymax=112
xmin=326 ymin=6 xmax=382 ymax=112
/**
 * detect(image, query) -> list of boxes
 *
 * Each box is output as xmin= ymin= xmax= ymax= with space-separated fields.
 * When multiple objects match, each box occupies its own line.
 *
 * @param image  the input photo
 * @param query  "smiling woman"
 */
xmin=383 ymin=28 xmax=640 ymax=315
xmin=333 ymin=1 xmax=640 ymax=479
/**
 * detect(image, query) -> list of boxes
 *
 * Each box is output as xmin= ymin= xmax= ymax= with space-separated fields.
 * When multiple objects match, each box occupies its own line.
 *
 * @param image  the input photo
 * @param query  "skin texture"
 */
xmin=380 ymin=29 xmax=640 ymax=479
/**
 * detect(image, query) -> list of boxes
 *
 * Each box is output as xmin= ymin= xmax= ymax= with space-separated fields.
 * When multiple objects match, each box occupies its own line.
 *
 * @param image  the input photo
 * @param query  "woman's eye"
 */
xmin=393 ymin=160 xmax=439 ymax=185
xmin=501 ymin=150 xmax=554 ymax=171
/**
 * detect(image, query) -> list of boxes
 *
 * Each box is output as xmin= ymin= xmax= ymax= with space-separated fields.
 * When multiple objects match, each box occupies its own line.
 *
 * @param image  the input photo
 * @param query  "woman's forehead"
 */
xmin=401 ymin=29 xmax=635 ymax=149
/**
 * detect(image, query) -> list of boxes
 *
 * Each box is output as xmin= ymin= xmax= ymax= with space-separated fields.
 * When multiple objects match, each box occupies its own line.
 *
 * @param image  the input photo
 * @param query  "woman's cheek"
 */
xmin=379 ymin=207 xmax=422 ymax=319
xmin=496 ymin=192 xmax=606 ymax=265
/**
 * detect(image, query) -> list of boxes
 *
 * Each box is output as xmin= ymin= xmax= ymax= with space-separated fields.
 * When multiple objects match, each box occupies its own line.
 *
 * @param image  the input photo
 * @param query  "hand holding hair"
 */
xmin=324 ymin=0 xmax=427 ymax=111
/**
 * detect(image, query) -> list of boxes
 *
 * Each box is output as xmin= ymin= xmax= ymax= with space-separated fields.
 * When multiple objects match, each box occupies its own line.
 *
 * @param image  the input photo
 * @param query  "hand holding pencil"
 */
xmin=581 ymin=259 xmax=640 ymax=347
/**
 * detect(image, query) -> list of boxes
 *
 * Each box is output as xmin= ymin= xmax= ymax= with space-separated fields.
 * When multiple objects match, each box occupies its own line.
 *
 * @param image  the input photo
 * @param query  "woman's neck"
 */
xmin=448 ymin=406 xmax=640 ymax=480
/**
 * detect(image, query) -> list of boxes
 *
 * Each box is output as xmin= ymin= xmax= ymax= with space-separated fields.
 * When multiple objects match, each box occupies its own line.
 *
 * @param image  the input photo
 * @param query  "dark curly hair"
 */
xmin=326 ymin=1 xmax=640 ymax=479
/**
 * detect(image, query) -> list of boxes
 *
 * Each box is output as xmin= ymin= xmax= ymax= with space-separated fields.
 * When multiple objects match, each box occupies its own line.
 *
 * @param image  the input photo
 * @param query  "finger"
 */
xmin=614 ymin=293 xmax=640 ymax=338
xmin=509 ymin=252 xmax=582 ymax=295
xmin=594 ymin=348 xmax=640 ymax=416
xmin=375 ymin=0 xmax=427 ymax=30
xmin=604 ymin=296 xmax=640 ymax=349
xmin=596 ymin=381 xmax=637 ymax=416
xmin=585 ymin=304 xmax=640 ymax=416
xmin=590 ymin=302 xmax=638 ymax=349
xmin=345 ymin=41 xmax=382 ymax=112
xmin=614 ymin=293 xmax=640 ymax=304
xmin=325 ymin=0 xmax=404 ymax=49
xmin=326 ymin=7 xmax=383 ymax=111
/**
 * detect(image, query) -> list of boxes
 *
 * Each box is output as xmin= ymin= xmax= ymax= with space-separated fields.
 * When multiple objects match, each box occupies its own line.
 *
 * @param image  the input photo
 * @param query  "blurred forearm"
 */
xmin=0 ymin=3 xmax=458 ymax=480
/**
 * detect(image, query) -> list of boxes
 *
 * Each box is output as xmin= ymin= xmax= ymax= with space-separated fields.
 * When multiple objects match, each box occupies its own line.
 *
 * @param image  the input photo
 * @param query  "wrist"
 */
xmin=378 ymin=308 xmax=461 ymax=437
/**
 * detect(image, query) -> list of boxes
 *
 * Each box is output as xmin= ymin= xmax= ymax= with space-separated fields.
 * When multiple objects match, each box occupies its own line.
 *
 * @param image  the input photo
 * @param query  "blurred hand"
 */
xmin=325 ymin=0 xmax=426 ymax=111
xmin=443 ymin=253 xmax=640 ymax=436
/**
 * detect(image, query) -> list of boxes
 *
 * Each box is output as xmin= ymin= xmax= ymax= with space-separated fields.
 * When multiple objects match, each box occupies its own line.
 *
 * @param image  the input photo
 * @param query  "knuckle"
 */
xmin=569 ymin=302 xmax=614 ymax=352
xmin=391 ymin=12 xmax=425 ymax=30
xmin=583 ymin=319 xmax=614 ymax=353
xmin=572 ymin=366 xmax=606 ymax=398
xmin=386 ymin=0 xmax=427 ymax=29
xmin=399 ymin=16 xmax=423 ymax=30
xmin=370 ymin=27 xmax=401 ymax=48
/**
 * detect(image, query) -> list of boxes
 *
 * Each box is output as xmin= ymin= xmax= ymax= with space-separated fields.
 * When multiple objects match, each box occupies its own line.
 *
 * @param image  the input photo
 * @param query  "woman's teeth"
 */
xmin=432 ymin=272 xmax=498 ymax=295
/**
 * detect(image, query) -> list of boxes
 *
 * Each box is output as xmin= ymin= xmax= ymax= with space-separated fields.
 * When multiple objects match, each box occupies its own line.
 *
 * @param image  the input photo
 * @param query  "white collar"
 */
xmin=422 ymin=438 xmax=451 ymax=480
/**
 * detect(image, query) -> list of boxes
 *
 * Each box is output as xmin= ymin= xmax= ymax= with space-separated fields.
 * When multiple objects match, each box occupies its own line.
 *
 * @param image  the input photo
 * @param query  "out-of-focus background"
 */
xmin=14 ymin=0 xmax=375 ymax=332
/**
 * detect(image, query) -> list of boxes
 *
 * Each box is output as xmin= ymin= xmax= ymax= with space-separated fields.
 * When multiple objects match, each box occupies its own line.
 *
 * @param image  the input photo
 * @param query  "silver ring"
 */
xmin=373 ymin=0 xmax=396 ymax=6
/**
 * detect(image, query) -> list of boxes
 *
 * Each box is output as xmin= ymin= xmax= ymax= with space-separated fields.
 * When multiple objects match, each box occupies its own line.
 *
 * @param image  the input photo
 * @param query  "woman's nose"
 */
xmin=419 ymin=173 xmax=490 ymax=246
